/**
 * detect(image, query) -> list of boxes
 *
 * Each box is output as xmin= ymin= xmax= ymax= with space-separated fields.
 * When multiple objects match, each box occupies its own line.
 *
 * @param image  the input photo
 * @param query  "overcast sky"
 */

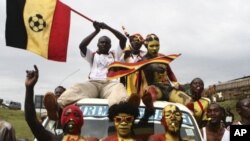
xmin=0 ymin=0 xmax=250 ymax=108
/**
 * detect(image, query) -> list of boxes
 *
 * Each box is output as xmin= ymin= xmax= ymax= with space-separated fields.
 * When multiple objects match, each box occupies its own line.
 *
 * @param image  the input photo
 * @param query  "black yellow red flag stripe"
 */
xmin=107 ymin=54 xmax=181 ymax=80
xmin=5 ymin=0 xmax=71 ymax=62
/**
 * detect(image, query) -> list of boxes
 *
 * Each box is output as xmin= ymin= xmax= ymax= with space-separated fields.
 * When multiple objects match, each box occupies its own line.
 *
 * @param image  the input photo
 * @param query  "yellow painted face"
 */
xmin=114 ymin=113 xmax=134 ymax=138
xmin=147 ymin=40 xmax=160 ymax=57
xmin=163 ymin=105 xmax=182 ymax=132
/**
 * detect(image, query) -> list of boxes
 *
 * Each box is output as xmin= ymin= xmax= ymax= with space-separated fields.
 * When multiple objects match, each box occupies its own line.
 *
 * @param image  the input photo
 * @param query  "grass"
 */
xmin=0 ymin=107 xmax=34 ymax=141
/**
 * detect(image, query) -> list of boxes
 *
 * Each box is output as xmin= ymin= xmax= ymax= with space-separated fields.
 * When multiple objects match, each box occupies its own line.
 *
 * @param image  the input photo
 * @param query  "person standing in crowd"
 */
xmin=185 ymin=77 xmax=210 ymax=128
xmin=44 ymin=21 xmax=128 ymax=121
xmin=201 ymin=103 xmax=229 ymax=141
xmin=54 ymin=86 xmax=66 ymax=100
xmin=100 ymin=100 xmax=142 ymax=141
xmin=232 ymin=97 xmax=250 ymax=125
xmin=147 ymin=104 xmax=182 ymax=141
xmin=41 ymin=86 xmax=66 ymax=122
xmin=25 ymin=65 xmax=98 ymax=141
xmin=0 ymin=120 xmax=16 ymax=141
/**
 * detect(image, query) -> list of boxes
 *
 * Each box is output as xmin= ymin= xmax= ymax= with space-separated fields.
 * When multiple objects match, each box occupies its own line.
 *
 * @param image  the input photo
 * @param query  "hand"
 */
xmin=93 ymin=21 xmax=101 ymax=32
xmin=172 ymin=82 xmax=180 ymax=89
xmin=25 ymin=65 xmax=39 ymax=88
xmin=99 ymin=22 xmax=108 ymax=30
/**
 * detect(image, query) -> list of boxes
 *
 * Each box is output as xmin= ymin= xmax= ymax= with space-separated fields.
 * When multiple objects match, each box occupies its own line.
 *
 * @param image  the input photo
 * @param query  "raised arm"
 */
xmin=79 ymin=21 xmax=101 ymax=55
xmin=25 ymin=65 xmax=54 ymax=140
xmin=100 ymin=22 xmax=127 ymax=50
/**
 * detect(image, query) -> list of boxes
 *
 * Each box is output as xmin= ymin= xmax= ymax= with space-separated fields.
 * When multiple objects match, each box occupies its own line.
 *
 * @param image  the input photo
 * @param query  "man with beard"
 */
xmin=201 ymin=103 xmax=229 ymax=141
xmin=25 ymin=65 xmax=98 ymax=141
xmin=185 ymin=78 xmax=210 ymax=128
xmin=147 ymin=104 xmax=182 ymax=141
xmin=100 ymin=100 xmax=142 ymax=141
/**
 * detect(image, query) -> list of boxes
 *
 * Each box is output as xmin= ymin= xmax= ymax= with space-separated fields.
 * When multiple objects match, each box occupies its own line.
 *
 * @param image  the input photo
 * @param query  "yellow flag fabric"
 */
xmin=6 ymin=0 xmax=71 ymax=62
xmin=23 ymin=0 xmax=57 ymax=59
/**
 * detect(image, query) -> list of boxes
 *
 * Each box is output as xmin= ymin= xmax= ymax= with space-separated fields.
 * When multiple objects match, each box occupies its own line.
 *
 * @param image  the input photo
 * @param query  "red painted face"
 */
xmin=61 ymin=104 xmax=83 ymax=135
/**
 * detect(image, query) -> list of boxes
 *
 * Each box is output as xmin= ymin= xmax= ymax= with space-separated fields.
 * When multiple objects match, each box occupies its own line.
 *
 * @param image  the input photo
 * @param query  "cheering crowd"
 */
xmin=1 ymin=21 xmax=250 ymax=141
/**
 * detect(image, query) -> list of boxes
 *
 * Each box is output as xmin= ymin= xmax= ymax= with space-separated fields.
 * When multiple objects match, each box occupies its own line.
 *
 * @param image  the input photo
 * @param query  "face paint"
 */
xmin=129 ymin=34 xmax=144 ymax=51
xmin=61 ymin=104 xmax=83 ymax=135
xmin=162 ymin=105 xmax=182 ymax=133
xmin=147 ymin=40 xmax=160 ymax=57
xmin=114 ymin=113 xmax=134 ymax=138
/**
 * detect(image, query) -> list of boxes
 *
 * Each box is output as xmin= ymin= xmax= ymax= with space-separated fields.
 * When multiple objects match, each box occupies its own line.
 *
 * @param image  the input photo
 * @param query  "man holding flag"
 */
xmin=44 ymin=21 xmax=128 ymax=120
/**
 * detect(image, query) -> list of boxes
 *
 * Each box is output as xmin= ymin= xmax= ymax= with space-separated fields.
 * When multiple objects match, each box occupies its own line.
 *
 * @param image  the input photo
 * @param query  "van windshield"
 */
xmin=79 ymin=104 xmax=202 ymax=141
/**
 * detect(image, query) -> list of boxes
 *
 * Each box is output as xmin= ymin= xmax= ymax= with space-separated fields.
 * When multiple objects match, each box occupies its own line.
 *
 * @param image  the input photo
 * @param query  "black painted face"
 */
xmin=97 ymin=36 xmax=111 ymax=54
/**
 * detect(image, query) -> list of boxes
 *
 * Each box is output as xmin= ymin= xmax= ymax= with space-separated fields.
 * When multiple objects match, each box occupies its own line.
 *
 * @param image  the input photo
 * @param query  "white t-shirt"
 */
xmin=81 ymin=46 xmax=123 ymax=80
xmin=119 ymin=50 xmax=146 ymax=63
xmin=202 ymin=127 xmax=230 ymax=141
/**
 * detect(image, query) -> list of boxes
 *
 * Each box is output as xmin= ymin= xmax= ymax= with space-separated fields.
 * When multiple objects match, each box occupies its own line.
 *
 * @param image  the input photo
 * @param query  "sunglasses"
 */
xmin=114 ymin=116 xmax=134 ymax=123
xmin=164 ymin=112 xmax=181 ymax=119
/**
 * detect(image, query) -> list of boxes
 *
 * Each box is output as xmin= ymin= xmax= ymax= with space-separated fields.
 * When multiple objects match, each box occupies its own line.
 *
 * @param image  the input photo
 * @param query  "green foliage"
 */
xmin=217 ymin=99 xmax=240 ymax=121
xmin=0 ymin=108 xmax=34 ymax=141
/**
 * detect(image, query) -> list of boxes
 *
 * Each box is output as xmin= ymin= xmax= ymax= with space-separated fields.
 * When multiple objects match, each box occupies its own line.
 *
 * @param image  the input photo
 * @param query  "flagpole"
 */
xmin=69 ymin=7 xmax=94 ymax=22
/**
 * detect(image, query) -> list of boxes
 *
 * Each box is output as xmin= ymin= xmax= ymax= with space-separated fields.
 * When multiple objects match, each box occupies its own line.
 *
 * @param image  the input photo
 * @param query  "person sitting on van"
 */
xmin=107 ymin=34 xmax=193 ymax=123
xmin=100 ymin=98 xmax=142 ymax=141
xmin=147 ymin=104 xmax=182 ymax=141
xmin=119 ymin=29 xmax=146 ymax=96
xmin=44 ymin=21 xmax=128 ymax=121
xmin=136 ymin=34 xmax=192 ymax=121
xmin=25 ymin=65 xmax=98 ymax=141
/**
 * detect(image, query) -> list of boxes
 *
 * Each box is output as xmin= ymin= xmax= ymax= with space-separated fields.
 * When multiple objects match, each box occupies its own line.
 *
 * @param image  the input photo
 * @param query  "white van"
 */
xmin=40 ymin=98 xmax=203 ymax=141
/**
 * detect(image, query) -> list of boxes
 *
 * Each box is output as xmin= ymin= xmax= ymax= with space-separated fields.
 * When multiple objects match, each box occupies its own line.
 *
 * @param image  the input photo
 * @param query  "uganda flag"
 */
xmin=5 ymin=0 xmax=71 ymax=62
xmin=107 ymin=54 xmax=181 ymax=80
